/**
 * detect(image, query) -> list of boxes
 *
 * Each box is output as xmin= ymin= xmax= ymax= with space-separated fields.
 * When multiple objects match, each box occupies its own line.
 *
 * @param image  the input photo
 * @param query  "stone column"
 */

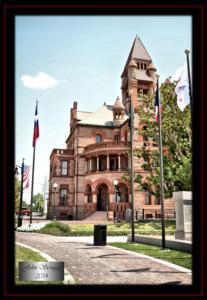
xmin=89 ymin=158 xmax=92 ymax=172
xmin=174 ymin=191 xmax=192 ymax=241
xmin=85 ymin=159 xmax=87 ymax=173
xmin=107 ymin=155 xmax=109 ymax=170
xmin=92 ymin=193 xmax=97 ymax=204
xmin=118 ymin=155 xmax=121 ymax=171
xmin=97 ymin=156 xmax=99 ymax=171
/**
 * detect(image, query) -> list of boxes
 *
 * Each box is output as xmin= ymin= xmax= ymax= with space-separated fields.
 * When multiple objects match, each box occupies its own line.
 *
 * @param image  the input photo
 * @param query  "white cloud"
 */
xmin=20 ymin=72 xmax=59 ymax=90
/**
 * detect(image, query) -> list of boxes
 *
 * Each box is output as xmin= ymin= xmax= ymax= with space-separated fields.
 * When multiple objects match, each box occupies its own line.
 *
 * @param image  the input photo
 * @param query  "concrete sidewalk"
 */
xmin=16 ymin=232 xmax=191 ymax=285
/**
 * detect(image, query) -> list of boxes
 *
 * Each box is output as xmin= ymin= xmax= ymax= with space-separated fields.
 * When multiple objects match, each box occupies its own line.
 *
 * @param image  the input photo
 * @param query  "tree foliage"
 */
xmin=32 ymin=193 xmax=44 ymax=213
xmin=15 ymin=176 xmax=21 ymax=209
xmin=135 ymin=80 xmax=192 ymax=198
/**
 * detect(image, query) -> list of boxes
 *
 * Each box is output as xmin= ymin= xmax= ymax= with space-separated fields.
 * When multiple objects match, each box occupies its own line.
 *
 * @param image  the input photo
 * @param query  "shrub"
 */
xmin=36 ymin=221 xmax=71 ymax=236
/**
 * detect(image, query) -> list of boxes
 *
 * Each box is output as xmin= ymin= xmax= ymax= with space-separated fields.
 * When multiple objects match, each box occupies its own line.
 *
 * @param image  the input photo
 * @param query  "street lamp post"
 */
xmin=53 ymin=182 xmax=58 ymax=220
xmin=15 ymin=158 xmax=25 ymax=227
xmin=129 ymin=91 xmax=135 ymax=243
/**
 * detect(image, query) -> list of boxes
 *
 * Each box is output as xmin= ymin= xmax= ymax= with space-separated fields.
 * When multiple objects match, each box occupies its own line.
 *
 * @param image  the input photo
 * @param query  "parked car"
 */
xmin=16 ymin=209 xmax=31 ymax=216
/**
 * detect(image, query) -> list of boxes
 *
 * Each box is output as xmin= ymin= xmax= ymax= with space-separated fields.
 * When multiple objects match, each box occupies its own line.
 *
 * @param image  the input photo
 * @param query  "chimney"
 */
xmin=73 ymin=101 xmax=77 ymax=119
xmin=70 ymin=101 xmax=78 ymax=130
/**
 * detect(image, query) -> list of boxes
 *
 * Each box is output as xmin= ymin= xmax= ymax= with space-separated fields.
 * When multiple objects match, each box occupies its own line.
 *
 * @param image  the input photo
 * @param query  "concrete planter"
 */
xmin=173 ymin=191 xmax=192 ymax=241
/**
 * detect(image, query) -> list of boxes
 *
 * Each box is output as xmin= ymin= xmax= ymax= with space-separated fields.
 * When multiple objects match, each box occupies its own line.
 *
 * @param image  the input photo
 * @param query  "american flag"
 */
xmin=23 ymin=165 xmax=30 ymax=189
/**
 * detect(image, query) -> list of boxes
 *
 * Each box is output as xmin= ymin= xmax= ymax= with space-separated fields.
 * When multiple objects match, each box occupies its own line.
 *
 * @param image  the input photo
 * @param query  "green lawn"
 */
xmin=110 ymin=242 xmax=192 ymax=270
xmin=68 ymin=220 xmax=175 ymax=236
xmin=35 ymin=220 xmax=175 ymax=236
xmin=15 ymin=244 xmax=64 ymax=285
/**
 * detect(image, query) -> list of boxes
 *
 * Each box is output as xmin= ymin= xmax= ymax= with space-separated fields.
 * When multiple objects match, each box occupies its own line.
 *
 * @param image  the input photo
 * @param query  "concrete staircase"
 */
xmin=84 ymin=211 xmax=108 ymax=222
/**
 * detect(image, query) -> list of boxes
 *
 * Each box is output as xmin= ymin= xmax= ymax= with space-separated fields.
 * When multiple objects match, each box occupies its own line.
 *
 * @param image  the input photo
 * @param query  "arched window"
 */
xmin=96 ymin=134 xmax=102 ymax=143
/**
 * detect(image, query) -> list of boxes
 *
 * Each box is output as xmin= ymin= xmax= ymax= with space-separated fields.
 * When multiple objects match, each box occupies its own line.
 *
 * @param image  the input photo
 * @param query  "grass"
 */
xmin=15 ymin=244 xmax=64 ymax=285
xmin=35 ymin=220 xmax=175 ymax=236
xmin=109 ymin=242 xmax=192 ymax=270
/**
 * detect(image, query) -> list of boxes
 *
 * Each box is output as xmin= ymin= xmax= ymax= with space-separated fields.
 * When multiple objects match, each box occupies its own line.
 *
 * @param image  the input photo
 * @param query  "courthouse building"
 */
xmin=48 ymin=36 xmax=175 ymax=220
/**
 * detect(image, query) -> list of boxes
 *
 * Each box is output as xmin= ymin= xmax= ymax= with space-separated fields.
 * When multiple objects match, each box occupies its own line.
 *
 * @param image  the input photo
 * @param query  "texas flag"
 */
xmin=175 ymin=64 xmax=190 ymax=111
xmin=32 ymin=102 xmax=39 ymax=147
xmin=154 ymin=78 xmax=162 ymax=122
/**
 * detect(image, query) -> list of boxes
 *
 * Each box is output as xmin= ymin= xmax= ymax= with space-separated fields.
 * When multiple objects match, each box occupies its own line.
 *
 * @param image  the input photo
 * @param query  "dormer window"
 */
xmin=96 ymin=134 xmax=102 ymax=143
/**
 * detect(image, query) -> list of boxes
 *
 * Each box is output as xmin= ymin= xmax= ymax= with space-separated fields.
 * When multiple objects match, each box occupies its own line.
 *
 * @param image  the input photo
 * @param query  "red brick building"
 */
xmin=48 ymin=36 xmax=175 ymax=220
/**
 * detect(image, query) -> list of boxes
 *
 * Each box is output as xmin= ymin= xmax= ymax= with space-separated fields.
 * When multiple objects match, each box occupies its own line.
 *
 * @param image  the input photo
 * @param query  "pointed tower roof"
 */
xmin=147 ymin=62 xmax=157 ymax=71
xmin=113 ymin=96 xmax=125 ymax=109
xmin=121 ymin=36 xmax=152 ymax=77
xmin=128 ymin=58 xmax=138 ymax=69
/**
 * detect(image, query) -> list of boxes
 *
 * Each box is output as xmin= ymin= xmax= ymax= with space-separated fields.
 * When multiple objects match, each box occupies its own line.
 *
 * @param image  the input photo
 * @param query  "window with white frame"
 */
xmin=61 ymin=160 xmax=68 ymax=175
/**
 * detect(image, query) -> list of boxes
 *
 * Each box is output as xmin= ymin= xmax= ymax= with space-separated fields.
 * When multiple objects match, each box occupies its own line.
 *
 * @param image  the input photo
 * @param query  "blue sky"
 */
xmin=15 ymin=16 xmax=192 ymax=202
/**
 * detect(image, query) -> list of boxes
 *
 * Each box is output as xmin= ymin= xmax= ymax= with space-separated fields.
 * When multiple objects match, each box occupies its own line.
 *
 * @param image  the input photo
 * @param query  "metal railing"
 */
xmin=134 ymin=208 xmax=176 ymax=220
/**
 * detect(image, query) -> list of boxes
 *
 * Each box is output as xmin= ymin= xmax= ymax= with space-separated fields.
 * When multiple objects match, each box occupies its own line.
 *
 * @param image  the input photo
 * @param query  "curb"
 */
xmin=107 ymin=245 xmax=192 ymax=275
xmin=16 ymin=242 xmax=76 ymax=284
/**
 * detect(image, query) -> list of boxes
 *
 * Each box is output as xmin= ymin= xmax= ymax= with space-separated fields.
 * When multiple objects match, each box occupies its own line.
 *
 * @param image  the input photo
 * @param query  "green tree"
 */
xmin=15 ymin=176 xmax=21 ymax=210
xmin=135 ymin=80 xmax=192 ymax=198
xmin=22 ymin=200 xmax=30 ymax=210
xmin=32 ymin=193 xmax=44 ymax=213
xmin=15 ymin=175 xmax=30 ymax=210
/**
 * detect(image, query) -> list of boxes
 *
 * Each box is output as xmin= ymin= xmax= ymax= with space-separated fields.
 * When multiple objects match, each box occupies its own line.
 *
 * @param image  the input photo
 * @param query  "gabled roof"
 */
xmin=77 ymin=111 xmax=92 ymax=121
xmin=121 ymin=36 xmax=152 ymax=77
xmin=78 ymin=103 xmax=128 ymax=127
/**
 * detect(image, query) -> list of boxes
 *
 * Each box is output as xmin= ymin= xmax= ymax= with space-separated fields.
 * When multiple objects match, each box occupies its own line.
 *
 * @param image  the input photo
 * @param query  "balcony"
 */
xmin=84 ymin=141 xmax=129 ymax=154
xmin=50 ymin=148 xmax=74 ymax=159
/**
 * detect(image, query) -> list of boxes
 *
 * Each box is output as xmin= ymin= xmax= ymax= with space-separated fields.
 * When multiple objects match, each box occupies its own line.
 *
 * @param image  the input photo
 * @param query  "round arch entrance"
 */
xmin=97 ymin=183 xmax=108 ymax=211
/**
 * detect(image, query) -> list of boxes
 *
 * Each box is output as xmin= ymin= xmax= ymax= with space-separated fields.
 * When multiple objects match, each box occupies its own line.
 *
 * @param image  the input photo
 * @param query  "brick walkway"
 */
xmin=16 ymin=232 xmax=192 ymax=285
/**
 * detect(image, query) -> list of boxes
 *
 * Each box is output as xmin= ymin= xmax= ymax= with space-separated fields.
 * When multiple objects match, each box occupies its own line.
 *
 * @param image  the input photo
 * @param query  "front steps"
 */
xmin=84 ymin=211 xmax=108 ymax=222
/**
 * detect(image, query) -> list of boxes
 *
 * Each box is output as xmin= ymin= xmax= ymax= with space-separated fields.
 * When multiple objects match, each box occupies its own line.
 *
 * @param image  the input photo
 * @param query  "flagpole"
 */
xmin=130 ymin=94 xmax=135 ymax=243
xmin=30 ymin=145 xmax=36 ymax=225
xmin=18 ymin=158 xmax=24 ymax=227
xmin=157 ymin=77 xmax=166 ymax=249
xmin=185 ymin=49 xmax=193 ymax=124
xmin=29 ymin=101 xmax=38 ymax=225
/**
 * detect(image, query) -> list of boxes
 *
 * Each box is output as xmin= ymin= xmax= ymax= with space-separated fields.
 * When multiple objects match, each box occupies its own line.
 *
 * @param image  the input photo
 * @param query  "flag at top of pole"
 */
xmin=32 ymin=101 xmax=39 ymax=147
xmin=175 ymin=63 xmax=190 ymax=112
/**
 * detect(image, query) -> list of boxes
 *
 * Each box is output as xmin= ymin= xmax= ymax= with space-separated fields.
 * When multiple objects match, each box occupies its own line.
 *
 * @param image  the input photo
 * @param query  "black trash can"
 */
xmin=94 ymin=224 xmax=107 ymax=246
